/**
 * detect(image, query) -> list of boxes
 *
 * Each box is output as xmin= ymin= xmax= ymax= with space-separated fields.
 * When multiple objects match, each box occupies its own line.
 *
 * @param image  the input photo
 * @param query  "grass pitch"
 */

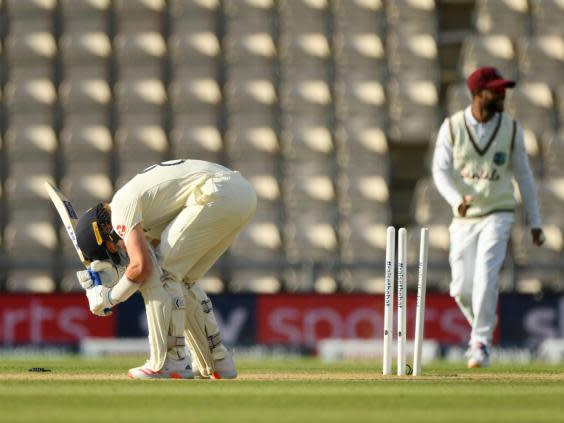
xmin=0 ymin=357 xmax=562 ymax=423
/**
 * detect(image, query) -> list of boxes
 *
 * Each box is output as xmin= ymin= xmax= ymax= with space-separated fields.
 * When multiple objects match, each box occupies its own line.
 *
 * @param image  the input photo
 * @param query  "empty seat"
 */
xmin=335 ymin=69 xmax=386 ymax=118
xmin=279 ymin=0 xmax=328 ymax=29
xmin=230 ymin=218 xmax=283 ymax=261
xmin=459 ymin=35 xmax=517 ymax=79
xmin=229 ymin=268 xmax=281 ymax=293
xmin=280 ymin=70 xmax=331 ymax=115
xmin=172 ymin=113 xmax=223 ymax=162
xmin=387 ymin=33 xmax=439 ymax=82
xmin=407 ymin=224 xmax=450 ymax=266
xmin=279 ymin=29 xmax=330 ymax=66
xmin=59 ymin=77 xmax=111 ymax=113
xmin=116 ymin=119 xmax=168 ymax=162
xmin=506 ymin=82 xmax=555 ymax=138
xmin=541 ymin=129 xmax=564 ymax=178
xmin=530 ymin=0 xmax=564 ymax=35
xmin=114 ymin=0 xmax=164 ymax=32
xmin=169 ymin=71 xmax=221 ymax=114
xmin=61 ymin=0 xmax=110 ymax=18
xmin=6 ymin=0 xmax=56 ymax=19
xmin=445 ymin=82 xmax=471 ymax=115
xmin=116 ymin=78 xmax=166 ymax=113
xmin=225 ymin=0 xmax=274 ymax=21
xmin=5 ymin=116 xmax=57 ymax=161
xmin=61 ymin=114 xmax=112 ymax=160
xmin=387 ymin=79 xmax=439 ymax=143
xmin=340 ymin=268 xmax=385 ymax=293
xmin=169 ymin=0 xmax=219 ymax=21
xmin=518 ymin=35 xmax=564 ymax=89
xmin=4 ymin=209 xmax=58 ymax=260
xmin=338 ymin=170 xmax=390 ymax=221
xmin=557 ymin=84 xmax=564 ymax=126
xmin=284 ymin=214 xmax=338 ymax=262
xmin=62 ymin=162 xmax=113 ymax=208
xmin=6 ymin=270 xmax=56 ymax=293
xmin=334 ymin=31 xmax=386 ymax=70
xmin=386 ymin=0 xmax=437 ymax=36
xmin=512 ymin=223 xmax=562 ymax=266
xmin=474 ymin=0 xmax=530 ymax=38
xmin=224 ymin=30 xmax=276 ymax=67
xmin=283 ymin=161 xmax=336 ymax=210
xmin=4 ymin=78 xmax=56 ymax=114
xmin=281 ymin=114 xmax=334 ymax=160
xmin=412 ymin=178 xmax=451 ymax=225
xmin=225 ymin=68 xmax=276 ymax=113
xmin=5 ymin=31 xmax=57 ymax=67
xmin=225 ymin=113 xmax=279 ymax=159
xmin=169 ymin=19 xmax=219 ymax=69
xmin=115 ymin=31 xmax=166 ymax=77
xmin=5 ymin=160 xmax=54 ymax=205
xmin=61 ymin=23 xmax=111 ymax=79
xmin=333 ymin=0 xmax=385 ymax=33
xmin=340 ymin=213 xmax=387 ymax=262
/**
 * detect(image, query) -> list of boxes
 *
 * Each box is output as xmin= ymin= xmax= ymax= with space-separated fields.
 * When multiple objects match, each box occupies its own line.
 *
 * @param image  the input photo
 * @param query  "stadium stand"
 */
xmin=0 ymin=0 xmax=562 ymax=293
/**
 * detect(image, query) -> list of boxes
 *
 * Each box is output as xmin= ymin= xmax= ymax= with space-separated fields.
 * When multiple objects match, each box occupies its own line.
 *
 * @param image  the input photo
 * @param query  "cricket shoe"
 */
xmin=128 ymin=356 xmax=194 ymax=379
xmin=192 ymin=349 xmax=238 ymax=380
xmin=467 ymin=342 xmax=490 ymax=368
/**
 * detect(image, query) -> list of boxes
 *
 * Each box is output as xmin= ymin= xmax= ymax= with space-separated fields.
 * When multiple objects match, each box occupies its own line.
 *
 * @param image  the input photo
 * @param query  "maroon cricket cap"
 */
xmin=467 ymin=67 xmax=516 ymax=93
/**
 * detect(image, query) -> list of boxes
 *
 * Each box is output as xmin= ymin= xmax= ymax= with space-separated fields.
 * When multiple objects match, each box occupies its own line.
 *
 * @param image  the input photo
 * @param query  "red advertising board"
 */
xmin=257 ymin=294 xmax=497 ymax=347
xmin=0 ymin=294 xmax=115 ymax=344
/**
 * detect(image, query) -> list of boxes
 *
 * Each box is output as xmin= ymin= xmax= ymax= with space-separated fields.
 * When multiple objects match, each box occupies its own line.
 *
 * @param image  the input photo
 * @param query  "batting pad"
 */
xmin=183 ymin=284 xmax=215 ymax=377
xmin=140 ymin=285 xmax=172 ymax=372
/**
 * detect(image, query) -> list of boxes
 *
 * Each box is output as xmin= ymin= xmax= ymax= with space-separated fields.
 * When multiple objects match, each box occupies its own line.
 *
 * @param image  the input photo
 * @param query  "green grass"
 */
xmin=0 ymin=357 xmax=563 ymax=423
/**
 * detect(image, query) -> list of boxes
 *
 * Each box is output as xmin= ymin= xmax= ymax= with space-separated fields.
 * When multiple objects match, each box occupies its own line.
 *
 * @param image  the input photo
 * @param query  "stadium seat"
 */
xmin=412 ymin=178 xmax=451 ymax=225
xmin=284 ymin=213 xmax=339 ymax=262
xmin=61 ymin=162 xmax=113 ymax=209
xmin=4 ymin=78 xmax=56 ymax=114
xmin=333 ymin=0 xmax=385 ymax=33
xmin=59 ymin=77 xmax=111 ymax=113
xmin=5 ymin=31 xmax=56 ymax=67
xmin=116 ymin=119 xmax=168 ymax=162
xmin=474 ymin=0 xmax=530 ymax=38
xmin=5 ymin=115 xmax=57 ymax=161
xmin=169 ymin=19 xmax=219 ymax=70
xmin=340 ymin=213 xmax=387 ymax=262
xmin=6 ymin=270 xmax=56 ymax=293
xmin=517 ymin=35 xmax=564 ymax=89
xmin=115 ymin=77 xmax=166 ymax=113
xmin=5 ymin=160 xmax=54 ymax=206
xmin=387 ymin=78 xmax=439 ymax=143
xmin=229 ymin=268 xmax=281 ymax=293
xmin=445 ymin=82 xmax=471 ymax=115
xmin=282 ymin=114 xmax=334 ymax=160
xmin=386 ymin=0 xmax=437 ymax=36
xmin=530 ymin=0 xmax=564 ymax=36
xmin=4 ymin=209 xmax=58 ymax=263
xmin=459 ymin=35 xmax=517 ymax=79
xmin=61 ymin=113 xmax=112 ymax=160
xmin=387 ymin=33 xmax=440 ymax=83
xmin=541 ymin=129 xmax=564 ymax=178
xmin=280 ymin=69 xmax=331 ymax=115
xmin=506 ymin=82 xmax=555 ymax=138
xmin=60 ymin=22 xmax=111 ymax=79
xmin=225 ymin=113 xmax=279 ymax=159
xmin=169 ymin=70 xmax=221 ymax=114
xmin=172 ymin=113 xmax=223 ymax=162
xmin=335 ymin=69 xmax=386 ymax=119
xmin=225 ymin=67 xmax=277 ymax=113
xmin=6 ymin=0 xmax=56 ymax=19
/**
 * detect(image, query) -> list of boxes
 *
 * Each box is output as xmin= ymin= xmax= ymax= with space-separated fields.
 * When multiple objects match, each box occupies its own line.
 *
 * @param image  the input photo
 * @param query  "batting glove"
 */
xmin=76 ymin=260 xmax=126 ymax=290
xmin=86 ymin=284 xmax=114 ymax=317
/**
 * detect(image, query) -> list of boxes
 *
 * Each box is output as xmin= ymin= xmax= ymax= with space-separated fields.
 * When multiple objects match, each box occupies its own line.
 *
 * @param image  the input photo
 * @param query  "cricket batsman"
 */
xmin=432 ymin=67 xmax=545 ymax=368
xmin=74 ymin=159 xmax=257 ymax=379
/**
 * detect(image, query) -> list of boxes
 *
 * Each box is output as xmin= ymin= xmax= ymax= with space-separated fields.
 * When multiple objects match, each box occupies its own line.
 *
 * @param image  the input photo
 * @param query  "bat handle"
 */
xmin=88 ymin=269 xmax=103 ymax=287
xmin=87 ymin=269 xmax=112 ymax=316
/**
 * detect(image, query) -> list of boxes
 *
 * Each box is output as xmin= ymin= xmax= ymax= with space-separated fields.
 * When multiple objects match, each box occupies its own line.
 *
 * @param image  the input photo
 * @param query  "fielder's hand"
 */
xmin=76 ymin=260 xmax=125 ymax=290
xmin=531 ymin=228 xmax=545 ymax=247
xmin=457 ymin=195 xmax=473 ymax=217
xmin=86 ymin=285 xmax=114 ymax=317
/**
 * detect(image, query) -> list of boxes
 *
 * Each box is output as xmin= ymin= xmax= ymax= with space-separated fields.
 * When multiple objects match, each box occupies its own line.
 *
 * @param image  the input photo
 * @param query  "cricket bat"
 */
xmin=44 ymin=182 xmax=102 ymax=286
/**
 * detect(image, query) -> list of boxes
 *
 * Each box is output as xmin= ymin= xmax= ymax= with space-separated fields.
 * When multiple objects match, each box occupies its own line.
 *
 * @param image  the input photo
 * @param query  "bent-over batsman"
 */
xmin=75 ymin=159 xmax=257 ymax=379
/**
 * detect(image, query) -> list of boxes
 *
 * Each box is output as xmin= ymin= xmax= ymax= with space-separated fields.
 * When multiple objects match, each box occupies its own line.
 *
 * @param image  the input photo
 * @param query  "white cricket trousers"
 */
xmin=448 ymin=212 xmax=514 ymax=347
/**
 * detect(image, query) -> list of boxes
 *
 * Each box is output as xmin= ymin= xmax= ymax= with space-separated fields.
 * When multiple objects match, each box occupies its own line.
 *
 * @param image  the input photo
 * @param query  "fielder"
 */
xmin=75 ymin=159 xmax=257 ymax=379
xmin=432 ymin=67 xmax=545 ymax=368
